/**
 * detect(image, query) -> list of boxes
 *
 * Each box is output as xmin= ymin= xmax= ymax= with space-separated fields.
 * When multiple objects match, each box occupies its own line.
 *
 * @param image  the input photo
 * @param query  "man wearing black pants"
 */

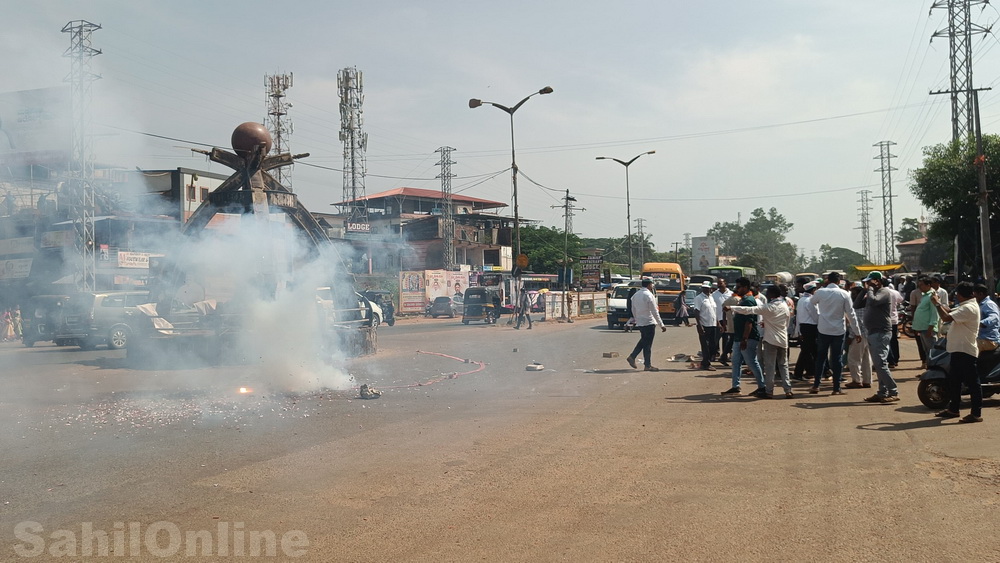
xmin=626 ymin=279 xmax=667 ymax=371
xmin=693 ymin=281 xmax=718 ymax=371
xmin=793 ymin=282 xmax=818 ymax=380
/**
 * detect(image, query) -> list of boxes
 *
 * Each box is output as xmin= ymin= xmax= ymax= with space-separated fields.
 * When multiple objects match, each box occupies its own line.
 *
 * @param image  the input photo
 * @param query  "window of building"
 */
xmin=187 ymin=185 xmax=196 ymax=201
xmin=200 ymin=187 xmax=209 ymax=201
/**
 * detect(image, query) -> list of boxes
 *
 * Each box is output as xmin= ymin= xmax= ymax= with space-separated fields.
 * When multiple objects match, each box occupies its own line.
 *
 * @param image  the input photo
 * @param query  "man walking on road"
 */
xmin=793 ymin=281 xmax=819 ymax=380
xmin=857 ymin=271 xmax=900 ymax=403
xmin=514 ymin=288 xmax=533 ymax=330
xmin=712 ymin=278 xmax=733 ymax=363
xmin=693 ymin=281 xmax=718 ymax=371
xmin=626 ymin=279 xmax=667 ymax=372
xmin=811 ymin=271 xmax=860 ymax=396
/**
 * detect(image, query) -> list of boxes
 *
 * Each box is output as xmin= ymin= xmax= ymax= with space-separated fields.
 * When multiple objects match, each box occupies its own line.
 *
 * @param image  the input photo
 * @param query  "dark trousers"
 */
xmin=915 ymin=332 xmax=927 ymax=363
xmin=794 ymin=323 xmax=818 ymax=378
xmin=699 ymin=326 xmax=718 ymax=368
xmin=888 ymin=324 xmax=899 ymax=365
xmin=629 ymin=325 xmax=657 ymax=367
xmin=948 ymin=351 xmax=982 ymax=416
xmin=720 ymin=332 xmax=734 ymax=362
xmin=814 ymin=332 xmax=846 ymax=391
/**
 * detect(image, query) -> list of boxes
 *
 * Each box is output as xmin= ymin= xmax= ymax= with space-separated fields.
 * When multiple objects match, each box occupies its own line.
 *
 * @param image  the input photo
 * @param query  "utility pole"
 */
xmin=873 ymin=141 xmax=897 ymax=263
xmin=972 ymin=89 xmax=995 ymax=290
xmin=634 ymin=218 xmax=646 ymax=268
xmin=63 ymin=20 xmax=101 ymax=292
xmin=265 ymin=72 xmax=294 ymax=189
xmin=672 ymin=241 xmax=681 ymax=263
xmin=552 ymin=190 xmax=583 ymax=321
xmin=436 ymin=146 xmax=457 ymax=270
xmin=857 ymin=189 xmax=872 ymax=262
xmin=930 ymin=0 xmax=990 ymax=142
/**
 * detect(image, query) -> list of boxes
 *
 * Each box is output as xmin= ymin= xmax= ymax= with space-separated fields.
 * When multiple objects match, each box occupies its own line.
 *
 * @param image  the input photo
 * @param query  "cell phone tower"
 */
xmin=338 ymin=67 xmax=368 ymax=222
xmin=265 ymin=72 xmax=294 ymax=189
xmin=62 ymin=20 xmax=102 ymax=291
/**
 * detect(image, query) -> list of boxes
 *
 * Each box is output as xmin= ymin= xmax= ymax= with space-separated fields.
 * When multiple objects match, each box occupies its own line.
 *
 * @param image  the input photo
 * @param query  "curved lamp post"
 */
xmin=595 ymin=151 xmax=655 ymax=280
xmin=469 ymin=86 xmax=553 ymax=261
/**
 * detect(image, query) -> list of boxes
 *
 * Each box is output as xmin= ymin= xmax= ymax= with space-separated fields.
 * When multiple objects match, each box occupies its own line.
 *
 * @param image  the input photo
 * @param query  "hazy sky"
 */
xmin=4 ymin=0 xmax=999 ymax=261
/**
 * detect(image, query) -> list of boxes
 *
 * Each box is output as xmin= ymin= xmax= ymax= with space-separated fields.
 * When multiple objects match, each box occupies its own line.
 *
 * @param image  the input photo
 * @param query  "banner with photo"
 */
xmin=399 ymin=271 xmax=426 ymax=314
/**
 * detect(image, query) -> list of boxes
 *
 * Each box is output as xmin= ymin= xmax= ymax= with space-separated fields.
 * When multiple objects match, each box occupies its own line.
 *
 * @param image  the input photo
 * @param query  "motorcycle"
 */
xmin=917 ymin=338 xmax=1000 ymax=409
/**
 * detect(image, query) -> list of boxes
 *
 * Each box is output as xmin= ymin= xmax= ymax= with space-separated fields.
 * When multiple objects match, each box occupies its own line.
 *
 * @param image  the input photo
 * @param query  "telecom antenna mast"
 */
xmin=338 ymin=67 xmax=368 ymax=222
xmin=265 ymin=72 xmax=294 ymax=189
xmin=874 ymin=141 xmax=897 ymax=263
xmin=857 ymin=189 xmax=872 ymax=261
xmin=62 ymin=20 xmax=101 ymax=291
xmin=436 ymin=147 xmax=457 ymax=270
xmin=930 ymin=0 xmax=991 ymax=142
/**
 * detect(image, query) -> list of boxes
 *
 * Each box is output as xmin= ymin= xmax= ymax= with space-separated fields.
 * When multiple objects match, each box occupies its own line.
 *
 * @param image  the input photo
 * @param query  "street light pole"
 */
xmin=469 ymin=86 xmax=553 ymax=262
xmin=596 ymin=151 xmax=655 ymax=280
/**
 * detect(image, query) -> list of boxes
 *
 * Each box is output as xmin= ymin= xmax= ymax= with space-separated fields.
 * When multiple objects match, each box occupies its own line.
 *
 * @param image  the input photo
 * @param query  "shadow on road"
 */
xmin=856 ymin=418 xmax=947 ymax=431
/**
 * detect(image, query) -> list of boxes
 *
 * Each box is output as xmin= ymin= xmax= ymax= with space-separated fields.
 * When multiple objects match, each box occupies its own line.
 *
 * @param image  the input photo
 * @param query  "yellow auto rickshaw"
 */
xmin=462 ymin=287 xmax=498 ymax=324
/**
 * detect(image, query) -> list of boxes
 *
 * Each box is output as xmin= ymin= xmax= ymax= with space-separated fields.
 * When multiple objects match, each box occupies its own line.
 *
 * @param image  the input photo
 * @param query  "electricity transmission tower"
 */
xmin=874 ymin=141 xmax=897 ymax=263
xmin=552 ymin=190 xmax=583 ymax=320
xmin=62 ymin=20 xmax=101 ymax=291
xmin=634 ymin=217 xmax=647 ymax=267
xmin=265 ymin=72 xmax=293 ymax=188
xmin=338 ymin=67 xmax=368 ymax=221
xmin=857 ymin=189 xmax=872 ymax=261
xmin=930 ymin=0 xmax=991 ymax=142
xmin=436 ymin=146 xmax=456 ymax=270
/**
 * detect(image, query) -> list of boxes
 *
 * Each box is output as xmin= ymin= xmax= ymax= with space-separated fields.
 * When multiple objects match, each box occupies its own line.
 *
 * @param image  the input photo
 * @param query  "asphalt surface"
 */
xmin=1 ymin=316 xmax=998 ymax=561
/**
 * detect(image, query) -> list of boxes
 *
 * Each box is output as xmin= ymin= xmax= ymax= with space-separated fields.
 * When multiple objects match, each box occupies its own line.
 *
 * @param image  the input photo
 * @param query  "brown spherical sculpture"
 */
xmin=231 ymin=122 xmax=272 ymax=157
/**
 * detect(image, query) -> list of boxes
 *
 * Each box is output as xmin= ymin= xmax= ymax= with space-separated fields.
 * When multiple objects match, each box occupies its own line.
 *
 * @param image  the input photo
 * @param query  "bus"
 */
xmin=707 ymin=265 xmax=758 ymax=287
xmin=639 ymin=262 xmax=685 ymax=324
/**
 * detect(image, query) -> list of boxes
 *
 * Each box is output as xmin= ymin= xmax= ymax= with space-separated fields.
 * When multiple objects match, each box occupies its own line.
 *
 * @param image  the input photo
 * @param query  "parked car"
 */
xmin=315 ymin=287 xmax=382 ymax=328
xmin=428 ymin=296 xmax=459 ymax=318
xmin=56 ymin=290 xmax=151 ymax=350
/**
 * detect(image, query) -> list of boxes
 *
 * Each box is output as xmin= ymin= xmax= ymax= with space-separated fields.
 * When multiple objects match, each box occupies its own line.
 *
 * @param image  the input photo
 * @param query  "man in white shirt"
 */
xmin=626 ymin=279 xmax=667 ymax=372
xmin=727 ymin=285 xmax=793 ymax=398
xmin=810 ymin=271 xmax=860 ymax=395
xmin=712 ymin=279 xmax=734 ymax=364
xmin=931 ymin=282 xmax=983 ymax=423
xmin=693 ymin=281 xmax=718 ymax=371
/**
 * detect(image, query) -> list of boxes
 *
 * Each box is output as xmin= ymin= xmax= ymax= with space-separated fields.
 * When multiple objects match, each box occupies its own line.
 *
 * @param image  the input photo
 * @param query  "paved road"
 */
xmin=1 ymin=319 xmax=997 ymax=561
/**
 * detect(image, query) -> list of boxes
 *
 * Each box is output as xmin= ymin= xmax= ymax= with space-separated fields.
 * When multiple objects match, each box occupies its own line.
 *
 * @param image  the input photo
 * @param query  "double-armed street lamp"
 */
xmin=595 ymin=151 xmax=655 ymax=280
xmin=469 ymin=86 xmax=553 ymax=263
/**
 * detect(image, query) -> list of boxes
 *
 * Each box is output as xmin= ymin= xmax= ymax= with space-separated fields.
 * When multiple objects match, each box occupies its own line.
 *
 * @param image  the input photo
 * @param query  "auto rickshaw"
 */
xmin=462 ymin=287 xmax=497 ymax=324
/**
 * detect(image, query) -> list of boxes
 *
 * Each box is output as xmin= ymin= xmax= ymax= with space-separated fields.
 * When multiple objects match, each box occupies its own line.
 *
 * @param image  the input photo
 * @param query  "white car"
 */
xmin=315 ymin=287 xmax=383 ymax=328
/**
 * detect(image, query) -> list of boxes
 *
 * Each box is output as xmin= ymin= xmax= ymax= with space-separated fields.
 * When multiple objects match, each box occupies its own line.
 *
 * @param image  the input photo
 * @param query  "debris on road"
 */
xmin=359 ymin=384 xmax=382 ymax=399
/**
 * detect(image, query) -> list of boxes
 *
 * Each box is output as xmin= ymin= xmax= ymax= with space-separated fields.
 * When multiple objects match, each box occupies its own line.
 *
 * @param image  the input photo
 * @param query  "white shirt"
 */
xmin=796 ymin=292 xmax=818 ymax=325
xmin=812 ymin=282 xmax=859 ymax=336
xmin=729 ymin=298 xmax=790 ymax=348
xmin=630 ymin=287 xmax=665 ymax=328
xmin=712 ymin=288 xmax=732 ymax=324
xmin=946 ymin=298 xmax=980 ymax=357
xmin=935 ymin=287 xmax=949 ymax=306
xmin=694 ymin=292 xmax=718 ymax=327
xmin=886 ymin=287 xmax=903 ymax=324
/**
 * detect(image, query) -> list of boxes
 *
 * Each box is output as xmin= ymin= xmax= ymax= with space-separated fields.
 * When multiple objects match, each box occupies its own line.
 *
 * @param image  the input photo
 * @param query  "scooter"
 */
xmin=917 ymin=338 xmax=1000 ymax=409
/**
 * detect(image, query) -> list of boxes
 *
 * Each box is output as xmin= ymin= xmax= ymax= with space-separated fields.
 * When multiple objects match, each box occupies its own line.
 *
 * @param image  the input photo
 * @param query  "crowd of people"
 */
xmin=1 ymin=306 xmax=22 ymax=341
xmin=622 ymin=272 xmax=999 ymax=424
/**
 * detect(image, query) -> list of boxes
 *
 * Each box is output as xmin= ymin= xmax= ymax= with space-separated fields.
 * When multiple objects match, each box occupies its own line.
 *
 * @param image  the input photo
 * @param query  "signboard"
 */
xmin=118 ymin=251 xmax=160 ymax=269
xmin=0 ymin=258 xmax=32 ymax=280
xmin=40 ymin=230 xmax=74 ymax=248
xmin=399 ymin=270 xmax=426 ymax=314
xmin=691 ymin=236 xmax=717 ymax=272
xmin=0 ymin=87 xmax=72 ymax=167
xmin=346 ymin=222 xmax=371 ymax=233
xmin=580 ymin=252 xmax=603 ymax=288
xmin=0 ymin=237 xmax=34 ymax=256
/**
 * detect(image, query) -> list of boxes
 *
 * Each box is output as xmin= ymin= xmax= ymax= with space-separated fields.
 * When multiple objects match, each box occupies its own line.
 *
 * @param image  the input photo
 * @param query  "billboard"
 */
xmin=691 ymin=236 xmax=717 ymax=272
xmin=0 ymin=87 xmax=72 ymax=167
xmin=399 ymin=271 xmax=426 ymax=314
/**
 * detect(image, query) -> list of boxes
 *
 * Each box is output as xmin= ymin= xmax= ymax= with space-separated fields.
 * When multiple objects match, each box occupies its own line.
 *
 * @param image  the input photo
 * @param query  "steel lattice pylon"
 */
xmin=265 ymin=73 xmax=294 ymax=189
xmin=338 ymin=67 xmax=368 ymax=222
xmin=436 ymin=146 xmax=457 ymax=270
xmin=857 ymin=189 xmax=872 ymax=262
xmin=62 ymin=20 xmax=101 ymax=291
xmin=931 ymin=0 xmax=990 ymax=142
xmin=874 ymin=141 xmax=897 ymax=264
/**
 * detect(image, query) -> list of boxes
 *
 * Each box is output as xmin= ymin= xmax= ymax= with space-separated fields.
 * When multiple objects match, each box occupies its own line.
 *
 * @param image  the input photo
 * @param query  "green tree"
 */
xmin=895 ymin=217 xmax=922 ymax=243
xmin=805 ymin=244 xmax=869 ymax=272
xmin=707 ymin=207 xmax=802 ymax=273
xmin=910 ymin=135 xmax=1000 ymax=276
xmin=520 ymin=225 xmax=582 ymax=276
